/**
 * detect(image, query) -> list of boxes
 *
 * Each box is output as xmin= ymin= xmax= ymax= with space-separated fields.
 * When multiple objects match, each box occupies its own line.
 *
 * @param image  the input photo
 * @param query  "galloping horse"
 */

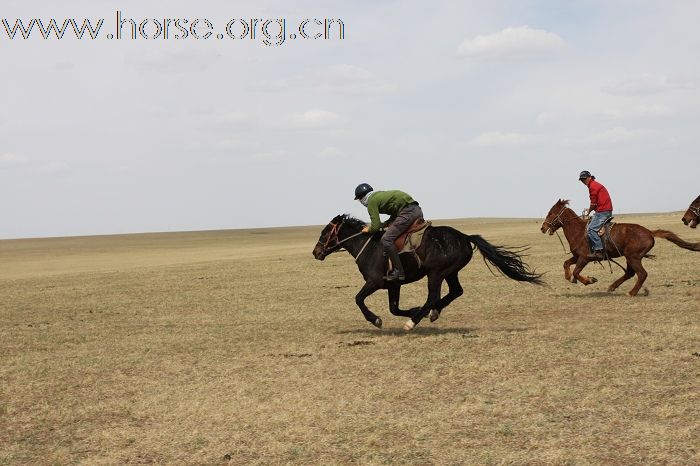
xmin=541 ymin=199 xmax=700 ymax=296
xmin=313 ymin=214 xmax=543 ymax=331
xmin=681 ymin=195 xmax=700 ymax=228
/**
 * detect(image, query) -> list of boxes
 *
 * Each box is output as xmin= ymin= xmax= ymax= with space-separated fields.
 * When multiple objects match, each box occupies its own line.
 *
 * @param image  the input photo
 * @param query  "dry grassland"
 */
xmin=1 ymin=214 xmax=698 ymax=465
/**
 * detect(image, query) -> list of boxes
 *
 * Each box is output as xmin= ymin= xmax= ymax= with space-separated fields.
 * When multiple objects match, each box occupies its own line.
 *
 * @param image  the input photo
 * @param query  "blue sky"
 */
xmin=1 ymin=0 xmax=699 ymax=238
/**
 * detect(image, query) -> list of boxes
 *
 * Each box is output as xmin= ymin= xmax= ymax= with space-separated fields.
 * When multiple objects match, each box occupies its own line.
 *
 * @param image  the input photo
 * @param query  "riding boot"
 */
xmin=384 ymin=246 xmax=405 ymax=281
xmin=588 ymin=250 xmax=605 ymax=261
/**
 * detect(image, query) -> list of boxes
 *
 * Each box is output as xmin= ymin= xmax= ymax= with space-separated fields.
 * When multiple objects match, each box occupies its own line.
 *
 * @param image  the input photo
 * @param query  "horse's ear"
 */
xmin=563 ymin=199 xmax=570 ymax=206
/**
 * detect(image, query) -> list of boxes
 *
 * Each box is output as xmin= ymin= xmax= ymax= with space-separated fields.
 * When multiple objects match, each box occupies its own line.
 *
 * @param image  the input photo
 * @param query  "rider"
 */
xmin=354 ymin=183 xmax=423 ymax=281
xmin=579 ymin=170 xmax=613 ymax=261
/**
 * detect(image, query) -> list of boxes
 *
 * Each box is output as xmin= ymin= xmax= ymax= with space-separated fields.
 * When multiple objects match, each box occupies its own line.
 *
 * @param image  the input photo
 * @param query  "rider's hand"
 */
xmin=361 ymin=226 xmax=369 ymax=233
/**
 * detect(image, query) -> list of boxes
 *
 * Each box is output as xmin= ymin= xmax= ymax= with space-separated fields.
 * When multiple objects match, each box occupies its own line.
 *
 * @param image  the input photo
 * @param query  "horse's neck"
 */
xmin=561 ymin=210 xmax=586 ymax=249
xmin=341 ymin=232 xmax=373 ymax=258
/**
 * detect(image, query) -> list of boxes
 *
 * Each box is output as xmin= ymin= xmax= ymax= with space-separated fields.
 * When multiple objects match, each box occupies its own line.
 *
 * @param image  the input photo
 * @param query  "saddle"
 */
xmin=385 ymin=218 xmax=431 ymax=275
xmin=586 ymin=217 xmax=618 ymax=258
xmin=394 ymin=218 xmax=431 ymax=253
xmin=596 ymin=217 xmax=615 ymax=237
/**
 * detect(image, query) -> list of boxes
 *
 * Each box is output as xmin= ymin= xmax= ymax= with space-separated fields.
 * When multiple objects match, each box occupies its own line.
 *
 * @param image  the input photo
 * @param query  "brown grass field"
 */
xmin=1 ymin=213 xmax=698 ymax=465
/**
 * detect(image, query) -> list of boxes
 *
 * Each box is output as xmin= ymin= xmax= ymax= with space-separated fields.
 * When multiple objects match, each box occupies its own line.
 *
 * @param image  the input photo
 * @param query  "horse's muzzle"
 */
xmin=312 ymin=245 xmax=326 ymax=260
xmin=682 ymin=214 xmax=698 ymax=228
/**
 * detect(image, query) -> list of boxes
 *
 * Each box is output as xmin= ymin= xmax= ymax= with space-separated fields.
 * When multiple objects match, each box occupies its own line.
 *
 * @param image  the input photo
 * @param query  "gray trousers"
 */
xmin=380 ymin=203 xmax=423 ymax=251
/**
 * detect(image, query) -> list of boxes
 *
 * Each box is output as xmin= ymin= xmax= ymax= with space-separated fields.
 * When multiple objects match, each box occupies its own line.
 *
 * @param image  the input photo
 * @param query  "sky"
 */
xmin=1 ymin=0 xmax=699 ymax=239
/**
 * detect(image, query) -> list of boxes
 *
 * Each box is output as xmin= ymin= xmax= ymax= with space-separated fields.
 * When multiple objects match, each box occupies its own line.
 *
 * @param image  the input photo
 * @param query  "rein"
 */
xmin=317 ymin=219 xmax=370 ymax=261
xmin=544 ymin=206 xmax=579 ymax=252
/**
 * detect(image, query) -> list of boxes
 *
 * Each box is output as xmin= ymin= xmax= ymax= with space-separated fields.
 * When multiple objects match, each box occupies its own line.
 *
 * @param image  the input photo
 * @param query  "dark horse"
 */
xmin=313 ymin=214 xmax=543 ymax=331
xmin=541 ymin=199 xmax=700 ymax=296
xmin=681 ymin=195 xmax=700 ymax=228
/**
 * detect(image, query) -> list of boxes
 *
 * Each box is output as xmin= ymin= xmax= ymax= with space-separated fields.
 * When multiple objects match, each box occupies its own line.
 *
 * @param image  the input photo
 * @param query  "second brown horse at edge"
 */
xmin=542 ymin=199 xmax=700 ymax=296
xmin=681 ymin=195 xmax=700 ymax=228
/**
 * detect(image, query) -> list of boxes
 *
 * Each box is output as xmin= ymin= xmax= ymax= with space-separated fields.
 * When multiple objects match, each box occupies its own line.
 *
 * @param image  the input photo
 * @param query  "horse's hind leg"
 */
xmin=355 ymin=281 xmax=383 ymax=328
xmin=429 ymin=272 xmax=464 ymax=322
xmin=387 ymin=284 xmax=418 ymax=317
xmin=607 ymin=259 xmax=635 ymax=293
xmin=626 ymin=257 xmax=648 ymax=297
xmin=404 ymin=274 xmax=443 ymax=331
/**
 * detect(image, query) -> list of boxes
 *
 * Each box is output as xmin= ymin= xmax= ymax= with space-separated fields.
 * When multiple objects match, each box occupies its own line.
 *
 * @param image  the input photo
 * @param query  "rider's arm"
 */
xmin=367 ymin=202 xmax=383 ymax=233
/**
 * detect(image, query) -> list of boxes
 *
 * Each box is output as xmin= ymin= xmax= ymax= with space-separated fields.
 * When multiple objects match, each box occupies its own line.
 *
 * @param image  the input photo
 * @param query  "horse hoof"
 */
xmin=403 ymin=320 xmax=415 ymax=331
xmin=373 ymin=318 xmax=382 ymax=328
xmin=589 ymin=277 xmax=598 ymax=284
xmin=429 ymin=309 xmax=440 ymax=322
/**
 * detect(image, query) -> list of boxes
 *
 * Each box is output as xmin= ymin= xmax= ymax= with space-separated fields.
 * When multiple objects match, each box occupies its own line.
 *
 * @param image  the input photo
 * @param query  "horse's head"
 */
xmin=312 ymin=214 xmax=364 ymax=260
xmin=681 ymin=196 xmax=700 ymax=228
xmin=541 ymin=199 xmax=570 ymax=235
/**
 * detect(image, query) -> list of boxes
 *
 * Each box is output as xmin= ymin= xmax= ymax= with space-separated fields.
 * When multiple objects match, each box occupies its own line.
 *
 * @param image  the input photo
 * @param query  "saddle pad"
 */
xmin=397 ymin=220 xmax=431 ymax=253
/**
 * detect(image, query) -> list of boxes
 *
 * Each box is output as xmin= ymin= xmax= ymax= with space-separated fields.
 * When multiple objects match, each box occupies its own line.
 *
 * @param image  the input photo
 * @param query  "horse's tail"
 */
xmin=651 ymin=230 xmax=700 ymax=251
xmin=467 ymin=235 xmax=545 ymax=285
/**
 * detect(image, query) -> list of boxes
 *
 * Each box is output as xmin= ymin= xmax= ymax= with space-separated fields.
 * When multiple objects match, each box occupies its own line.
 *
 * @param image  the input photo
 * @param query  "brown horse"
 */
xmin=681 ymin=195 xmax=700 ymax=228
xmin=541 ymin=199 xmax=700 ymax=296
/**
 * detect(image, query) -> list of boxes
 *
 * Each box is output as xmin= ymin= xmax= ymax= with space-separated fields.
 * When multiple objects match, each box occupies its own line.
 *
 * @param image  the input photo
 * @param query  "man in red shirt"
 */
xmin=579 ymin=170 xmax=613 ymax=261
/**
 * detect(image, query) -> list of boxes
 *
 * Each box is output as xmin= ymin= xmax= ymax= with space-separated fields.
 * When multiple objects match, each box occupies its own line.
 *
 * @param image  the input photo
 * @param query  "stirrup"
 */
xmin=386 ymin=269 xmax=405 ymax=281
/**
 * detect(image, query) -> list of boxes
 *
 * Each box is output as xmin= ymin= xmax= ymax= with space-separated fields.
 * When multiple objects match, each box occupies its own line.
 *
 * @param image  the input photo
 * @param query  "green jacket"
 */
xmin=366 ymin=190 xmax=416 ymax=233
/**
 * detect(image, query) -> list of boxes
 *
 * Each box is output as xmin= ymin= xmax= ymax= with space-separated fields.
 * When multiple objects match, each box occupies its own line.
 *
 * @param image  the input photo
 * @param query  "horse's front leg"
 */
xmin=355 ymin=281 xmax=383 ymax=328
xmin=564 ymin=255 xmax=578 ymax=282
xmin=572 ymin=258 xmax=597 ymax=286
xmin=387 ymin=284 xmax=419 ymax=317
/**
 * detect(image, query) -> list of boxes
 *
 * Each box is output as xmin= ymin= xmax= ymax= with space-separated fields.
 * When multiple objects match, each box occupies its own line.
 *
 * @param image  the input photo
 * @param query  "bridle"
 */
xmin=316 ymin=218 xmax=368 ymax=259
xmin=543 ymin=205 xmax=584 ymax=253
xmin=688 ymin=204 xmax=700 ymax=218
xmin=542 ymin=205 xmax=574 ymax=232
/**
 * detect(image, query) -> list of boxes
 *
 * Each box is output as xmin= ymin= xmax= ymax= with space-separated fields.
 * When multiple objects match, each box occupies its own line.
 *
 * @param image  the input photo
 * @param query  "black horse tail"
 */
xmin=651 ymin=230 xmax=700 ymax=251
xmin=467 ymin=235 xmax=545 ymax=285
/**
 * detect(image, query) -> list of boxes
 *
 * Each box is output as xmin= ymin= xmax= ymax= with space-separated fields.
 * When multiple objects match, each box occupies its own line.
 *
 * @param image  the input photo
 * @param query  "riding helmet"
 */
xmin=578 ymin=170 xmax=593 ymax=180
xmin=354 ymin=183 xmax=373 ymax=200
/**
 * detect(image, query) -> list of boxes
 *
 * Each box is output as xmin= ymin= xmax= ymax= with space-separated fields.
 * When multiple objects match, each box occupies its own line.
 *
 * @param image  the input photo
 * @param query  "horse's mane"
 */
xmin=341 ymin=214 xmax=366 ymax=230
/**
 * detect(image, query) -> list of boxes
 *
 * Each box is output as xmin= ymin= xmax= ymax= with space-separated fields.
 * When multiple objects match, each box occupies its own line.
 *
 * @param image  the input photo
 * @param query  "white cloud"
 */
xmin=566 ymin=127 xmax=657 ymax=146
xmin=317 ymin=146 xmax=344 ymax=159
xmin=602 ymin=74 xmax=699 ymax=96
xmin=55 ymin=61 xmax=75 ymax=71
xmin=37 ymin=161 xmax=70 ymax=174
xmin=314 ymin=64 xmax=397 ymax=94
xmin=600 ymin=105 xmax=675 ymax=119
xmin=0 ymin=153 xmax=29 ymax=169
xmin=458 ymin=26 xmax=566 ymax=61
xmin=251 ymin=149 xmax=290 ymax=161
xmin=471 ymin=131 xmax=545 ymax=147
xmin=535 ymin=112 xmax=559 ymax=125
xmin=291 ymin=109 xmax=340 ymax=128
xmin=125 ymin=48 xmax=222 ymax=74
xmin=253 ymin=64 xmax=397 ymax=95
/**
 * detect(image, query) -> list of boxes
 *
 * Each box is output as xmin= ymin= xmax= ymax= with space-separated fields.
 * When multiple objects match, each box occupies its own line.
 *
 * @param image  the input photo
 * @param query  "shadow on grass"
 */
xmin=337 ymin=326 xmax=479 ymax=337
xmin=557 ymin=289 xmax=648 ymax=298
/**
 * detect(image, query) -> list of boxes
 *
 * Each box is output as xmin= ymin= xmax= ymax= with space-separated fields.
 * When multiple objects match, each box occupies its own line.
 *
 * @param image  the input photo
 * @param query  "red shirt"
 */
xmin=588 ymin=179 xmax=613 ymax=212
